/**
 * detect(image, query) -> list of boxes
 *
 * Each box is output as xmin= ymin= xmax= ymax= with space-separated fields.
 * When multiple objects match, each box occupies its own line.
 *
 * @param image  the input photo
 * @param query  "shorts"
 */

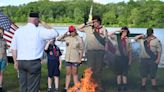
xmin=0 ymin=58 xmax=7 ymax=71
xmin=47 ymin=60 xmax=60 ymax=77
xmin=140 ymin=59 xmax=158 ymax=79
xmin=114 ymin=56 xmax=129 ymax=76
xmin=65 ymin=61 xmax=80 ymax=67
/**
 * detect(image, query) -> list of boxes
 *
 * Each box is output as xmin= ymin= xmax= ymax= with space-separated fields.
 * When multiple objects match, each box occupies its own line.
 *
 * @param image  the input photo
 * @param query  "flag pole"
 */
xmin=88 ymin=5 xmax=93 ymax=22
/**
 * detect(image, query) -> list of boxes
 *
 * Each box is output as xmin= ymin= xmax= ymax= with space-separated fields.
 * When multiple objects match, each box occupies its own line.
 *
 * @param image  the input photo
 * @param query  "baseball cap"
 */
xmin=68 ymin=25 xmax=76 ymax=32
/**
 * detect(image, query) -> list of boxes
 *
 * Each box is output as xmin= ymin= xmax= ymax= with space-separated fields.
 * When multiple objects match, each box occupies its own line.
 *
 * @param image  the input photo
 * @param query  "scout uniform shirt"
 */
xmin=137 ymin=37 xmax=162 ymax=59
xmin=59 ymin=35 xmax=83 ymax=63
xmin=79 ymin=25 xmax=107 ymax=50
xmin=110 ymin=35 xmax=132 ymax=56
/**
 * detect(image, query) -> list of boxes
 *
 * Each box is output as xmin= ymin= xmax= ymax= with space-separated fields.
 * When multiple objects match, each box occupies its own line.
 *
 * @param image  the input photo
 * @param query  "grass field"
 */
xmin=2 ymin=61 xmax=164 ymax=92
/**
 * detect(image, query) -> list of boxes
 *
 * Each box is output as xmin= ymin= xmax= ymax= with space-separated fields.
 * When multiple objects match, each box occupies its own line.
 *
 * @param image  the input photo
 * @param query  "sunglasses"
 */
xmin=92 ymin=20 xmax=98 ymax=23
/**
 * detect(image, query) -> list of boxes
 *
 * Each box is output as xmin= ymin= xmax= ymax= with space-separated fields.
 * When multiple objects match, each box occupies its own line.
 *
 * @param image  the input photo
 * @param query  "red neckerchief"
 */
xmin=95 ymin=26 xmax=102 ymax=33
xmin=53 ymin=46 xmax=57 ymax=56
xmin=121 ymin=37 xmax=127 ymax=49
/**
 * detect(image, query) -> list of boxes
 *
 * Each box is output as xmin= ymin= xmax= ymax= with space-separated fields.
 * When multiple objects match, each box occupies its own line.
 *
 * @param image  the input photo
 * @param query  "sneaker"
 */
xmin=47 ymin=88 xmax=52 ymax=92
xmin=140 ymin=86 xmax=146 ymax=92
xmin=117 ymin=86 xmax=121 ymax=92
xmin=55 ymin=88 xmax=60 ymax=92
xmin=152 ymin=86 xmax=158 ymax=91
xmin=122 ymin=84 xmax=128 ymax=91
xmin=122 ymin=86 xmax=128 ymax=91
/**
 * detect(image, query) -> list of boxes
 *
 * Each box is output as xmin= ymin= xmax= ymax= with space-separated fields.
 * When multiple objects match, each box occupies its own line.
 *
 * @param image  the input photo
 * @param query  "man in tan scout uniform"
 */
xmin=135 ymin=28 xmax=162 ymax=91
xmin=0 ymin=27 xmax=7 ymax=91
xmin=78 ymin=15 xmax=107 ymax=90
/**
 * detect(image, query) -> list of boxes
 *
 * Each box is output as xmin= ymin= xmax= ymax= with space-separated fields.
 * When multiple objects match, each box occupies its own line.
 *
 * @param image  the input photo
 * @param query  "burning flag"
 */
xmin=68 ymin=68 xmax=99 ymax=92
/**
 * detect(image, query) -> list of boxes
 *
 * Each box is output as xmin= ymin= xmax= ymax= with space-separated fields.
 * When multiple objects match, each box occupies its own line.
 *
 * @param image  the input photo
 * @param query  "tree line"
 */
xmin=0 ymin=0 xmax=164 ymax=28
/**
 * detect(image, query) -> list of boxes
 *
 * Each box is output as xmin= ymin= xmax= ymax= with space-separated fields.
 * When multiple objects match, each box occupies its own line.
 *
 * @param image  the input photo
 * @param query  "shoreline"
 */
xmin=15 ymin=23 xmax=164 ymax=29
xmin=16 ymin=23 xmax=78 ymax=27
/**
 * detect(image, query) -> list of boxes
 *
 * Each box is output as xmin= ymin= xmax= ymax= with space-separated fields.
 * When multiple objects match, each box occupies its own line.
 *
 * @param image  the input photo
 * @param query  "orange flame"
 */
xmin=68 ymin=68 xmax=98 ymax=92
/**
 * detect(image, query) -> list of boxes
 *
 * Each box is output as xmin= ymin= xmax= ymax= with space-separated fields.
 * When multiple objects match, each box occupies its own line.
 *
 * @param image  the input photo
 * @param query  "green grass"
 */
xmin=3 ymin=61 xmax=164 ymax=92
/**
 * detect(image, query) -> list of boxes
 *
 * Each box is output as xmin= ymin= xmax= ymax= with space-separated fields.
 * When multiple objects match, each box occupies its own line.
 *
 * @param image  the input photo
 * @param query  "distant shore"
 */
xmin=15 ymin=23 xmax=164 ymax=29
xmin=16 ymin=22 xmax=79 ymax=27
xmin=15 ymin=22 xmax=121 ymax=27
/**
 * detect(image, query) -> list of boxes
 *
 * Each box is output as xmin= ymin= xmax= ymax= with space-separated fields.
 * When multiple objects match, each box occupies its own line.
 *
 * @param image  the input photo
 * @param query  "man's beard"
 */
xmin=35 ymin=24 xmax=39 ymax=27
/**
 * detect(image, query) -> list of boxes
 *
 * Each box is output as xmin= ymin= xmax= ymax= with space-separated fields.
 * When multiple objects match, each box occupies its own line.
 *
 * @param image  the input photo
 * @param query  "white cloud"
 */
xmin=0 ymin=2 xmax=6 ymax=6
xmin=0 ymin=0 xmax=38 ymax=6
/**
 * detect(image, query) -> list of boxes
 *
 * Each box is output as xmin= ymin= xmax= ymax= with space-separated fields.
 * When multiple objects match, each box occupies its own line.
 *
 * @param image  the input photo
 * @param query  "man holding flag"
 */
xmin=0 ymin=12 xmax=19 ymax=91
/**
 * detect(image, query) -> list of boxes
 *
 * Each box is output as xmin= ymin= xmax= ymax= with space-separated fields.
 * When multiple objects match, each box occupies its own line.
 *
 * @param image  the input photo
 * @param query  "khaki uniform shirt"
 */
xmin=0 ymin=38 xmax=7 ymax=59
xmin=137 ymin=38 xmax=162 ymax=59
xmin=58 ymin=35 xmax=83 ymax=63
xmin=110 ymin=35 xmax=132 ymax=56
xmin=80 ymin=26 xmax=107 ymax=50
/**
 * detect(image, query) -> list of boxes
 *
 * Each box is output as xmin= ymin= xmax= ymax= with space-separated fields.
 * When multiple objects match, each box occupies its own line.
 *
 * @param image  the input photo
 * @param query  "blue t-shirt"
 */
xmin=45 ymin=44 xmax=62 ymax=61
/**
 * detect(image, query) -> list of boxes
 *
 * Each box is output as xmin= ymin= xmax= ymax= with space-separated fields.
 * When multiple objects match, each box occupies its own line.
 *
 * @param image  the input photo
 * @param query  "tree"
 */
xmin=103 ymin=11 xmax=117 ymax=26
xmin=74 ymin=7 xmax=84 ymax=24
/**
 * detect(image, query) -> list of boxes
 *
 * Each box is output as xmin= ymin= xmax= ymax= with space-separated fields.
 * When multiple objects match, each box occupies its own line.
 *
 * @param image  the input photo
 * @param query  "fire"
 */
xmin=68 ymin=68 xmax=98 ymax=92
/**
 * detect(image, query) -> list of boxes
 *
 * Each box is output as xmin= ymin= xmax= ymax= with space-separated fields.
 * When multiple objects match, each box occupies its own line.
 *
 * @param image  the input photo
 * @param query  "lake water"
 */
xmin=54 ymin=27 xmax=164 ymax=67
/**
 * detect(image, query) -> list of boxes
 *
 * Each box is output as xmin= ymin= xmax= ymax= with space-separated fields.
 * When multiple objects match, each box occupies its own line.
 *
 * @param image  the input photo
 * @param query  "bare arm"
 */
xmin=156 ymin=52 xmax=161 ymax=64
xmin=11 ymin=50 xmax=18 ymax=70
xmin=77 ymin=21 xmax=92 ymax=32
xmin=77 ymin=23 xmax=86 ymax=32
xmin=79 ymin=50 xmax=83 ymax=63
xmin=78 ymin=37 xmax=84 ymax=63
xmin=134 ymin=34 xmax=145 ymax=40
xmin=155 ymin=41 xmax=162 ymax=64
xmin=59 ymin=57 xmax=62 ymax=70
xmin=57 ymin=32 xmax=68 ymax=41
xmin=108 ymin=30 xmax=122 ymax=37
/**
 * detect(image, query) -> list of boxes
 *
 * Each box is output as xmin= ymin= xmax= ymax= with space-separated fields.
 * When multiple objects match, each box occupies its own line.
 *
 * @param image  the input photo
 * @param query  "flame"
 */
xmin=68 ymin=68 xmax=98 ymax=92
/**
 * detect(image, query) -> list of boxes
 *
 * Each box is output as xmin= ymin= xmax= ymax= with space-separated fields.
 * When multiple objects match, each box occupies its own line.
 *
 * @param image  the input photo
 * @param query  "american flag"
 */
xmin=0 ymin=12 xmax=18 ymax=48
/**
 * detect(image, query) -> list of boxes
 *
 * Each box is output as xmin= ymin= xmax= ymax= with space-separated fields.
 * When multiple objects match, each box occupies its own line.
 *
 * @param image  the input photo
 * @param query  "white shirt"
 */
xmin=11 ymin=23 xmax=58 ymax=60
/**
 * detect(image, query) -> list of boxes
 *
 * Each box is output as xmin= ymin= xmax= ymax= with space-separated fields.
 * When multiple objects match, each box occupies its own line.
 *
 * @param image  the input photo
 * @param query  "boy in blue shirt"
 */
xmin=45 ymin=38 xmax=62 ymax=92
